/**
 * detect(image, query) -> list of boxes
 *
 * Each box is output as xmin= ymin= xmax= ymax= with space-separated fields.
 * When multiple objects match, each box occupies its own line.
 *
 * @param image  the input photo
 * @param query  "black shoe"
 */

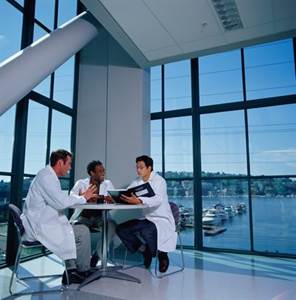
xmin=90 ymin=252 xmax=99 ymax=268
xmin=62 ymin=269 xmax=85 ymax=285
xmin=158 ymin=251 xmax=169 ymax=273
xmin=142 ymin=247 xmax=152 ymax=268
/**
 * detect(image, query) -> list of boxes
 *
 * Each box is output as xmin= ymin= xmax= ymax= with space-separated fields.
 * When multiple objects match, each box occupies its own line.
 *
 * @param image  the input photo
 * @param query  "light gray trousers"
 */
xmin=65 ymin=224 xmax=91 ymax=272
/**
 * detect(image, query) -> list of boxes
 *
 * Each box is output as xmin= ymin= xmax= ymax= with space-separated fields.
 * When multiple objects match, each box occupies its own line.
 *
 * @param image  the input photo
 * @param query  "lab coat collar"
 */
xmin=46 ymin=165 xmax=59 ymax=182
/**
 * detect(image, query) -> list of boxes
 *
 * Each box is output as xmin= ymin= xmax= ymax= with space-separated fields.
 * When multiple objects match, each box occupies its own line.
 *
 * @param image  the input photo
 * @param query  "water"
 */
xmin=171 ymin=196 xmax=296 ymax=254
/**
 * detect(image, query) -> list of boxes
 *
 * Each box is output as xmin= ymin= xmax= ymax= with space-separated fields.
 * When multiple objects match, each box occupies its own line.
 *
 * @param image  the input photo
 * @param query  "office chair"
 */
xmin=8 ymin=204 xmax=69 ymax=296
xmin=122 ymin=202 xmax=185 ymax=278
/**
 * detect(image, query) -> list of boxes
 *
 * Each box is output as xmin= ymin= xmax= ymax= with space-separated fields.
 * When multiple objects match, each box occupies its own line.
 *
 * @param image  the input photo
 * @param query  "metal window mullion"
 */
xmin=161 ymin=65 xmax=165 ymax=177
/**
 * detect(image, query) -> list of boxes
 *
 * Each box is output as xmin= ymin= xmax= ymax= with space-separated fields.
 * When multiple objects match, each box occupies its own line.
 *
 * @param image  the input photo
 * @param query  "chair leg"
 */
xmin=9 ymin=244 xmax=22 ymax=295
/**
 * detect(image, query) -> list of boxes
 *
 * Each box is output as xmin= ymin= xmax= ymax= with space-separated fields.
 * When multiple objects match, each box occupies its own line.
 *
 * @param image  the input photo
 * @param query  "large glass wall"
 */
xmin=151 ymin=38 xmax=296 ymax=256
xmin=0 ymin=0 xmax=77 ymax=266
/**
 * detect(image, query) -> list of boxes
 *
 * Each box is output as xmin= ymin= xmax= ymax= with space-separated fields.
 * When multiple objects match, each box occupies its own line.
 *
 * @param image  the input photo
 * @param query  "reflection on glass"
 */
xmin=35 ymin=0 xmax=55 ymax=29
xmin=0 ymin=1 xmax=22 ymax=63
xmin=252 ymin=178 xmax=296 ymax=254
xmin=245 ymin=39 xmax=296 ymax=100
xmin=0 ymin=106 xmax=15 ymax=172
xmin=165 ymin=117 xmax=193 ymax=178
xmin=199 ymin=50 xmax=243 ymax=106
xmin=165 ymin=60 xmax=191 ymax=111
xmin=33 ymin=25 xmax=51 ymax=97
xmin=50 ymin=110 xmax=71 ymax=155
xmin=0 ymin=176 xmax=10 ymax=264
xmin=151 ymin=120 xmax=162 ymax=174
xmin=58 ymin=0 xmax=77 ymax=27
xmin=201 ymin=111 xmax=247 ymax=176
xmin=53 ymin=57 xmax=74 ymax=107
xmin=167 ymin=179 xmax=194 ymax=247
xmin=24 ymin=101 xmax=48 ymax=175
xmin=151 ymin=66 xmax=161 ymax=113
xmin=248 ymin=104 xmax=296 ymax=176
xmin=202 ymin=179 xmax=250 ymax=250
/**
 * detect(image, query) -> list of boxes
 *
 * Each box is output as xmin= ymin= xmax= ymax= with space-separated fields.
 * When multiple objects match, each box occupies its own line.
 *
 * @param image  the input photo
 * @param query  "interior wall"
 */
xmin=75 ymin=27 xmax=150 ymax=190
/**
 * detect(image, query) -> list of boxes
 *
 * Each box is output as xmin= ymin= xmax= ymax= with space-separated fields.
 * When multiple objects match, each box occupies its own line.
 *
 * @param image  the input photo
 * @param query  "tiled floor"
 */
xmin=1 ymin=250 xmax=296 ymax=300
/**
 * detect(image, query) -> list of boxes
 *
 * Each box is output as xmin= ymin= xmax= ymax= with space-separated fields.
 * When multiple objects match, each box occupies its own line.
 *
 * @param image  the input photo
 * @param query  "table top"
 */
xmin=71 ymin=203 xmax=147 ymax=210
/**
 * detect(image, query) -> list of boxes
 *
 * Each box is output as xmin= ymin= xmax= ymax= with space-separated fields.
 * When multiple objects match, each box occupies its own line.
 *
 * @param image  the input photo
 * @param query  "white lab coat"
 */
xmin=21 ymin=166 xmax=86 ymax=260
xmin=129 ymin=171 xmax=177 ymax=252
xmin=69 ymin=178 xmax=114 ymax=221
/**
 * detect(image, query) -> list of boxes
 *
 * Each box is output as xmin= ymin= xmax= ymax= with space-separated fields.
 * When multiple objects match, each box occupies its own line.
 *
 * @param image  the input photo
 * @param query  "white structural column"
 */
xmin=0 ymin=11 xmax=98 ymax=116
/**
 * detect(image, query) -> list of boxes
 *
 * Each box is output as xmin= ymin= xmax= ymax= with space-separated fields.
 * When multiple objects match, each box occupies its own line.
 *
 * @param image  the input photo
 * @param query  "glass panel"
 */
xmin=252 ymin=178 xmax=296 ymax=254
xmin=35 ymin=0 xmax=55 ymax=29
xmin=50 ymin=110 xmax=72 ymax=164
xmin=151 ymin=66 xmax=161 ymax=113
xmin=0 ymin=176 xmax=10 ymax=264
xmin=33 ymin=25 xmax=51 ymax=97
xmin=0 ymin=106 xmax=15 ymax=172
xmin=0 ymin=1 xmax=22 ymax=63
xmin=165 ymin=60 xmax=191 ymax=111
xmin=201 ymin=111 xmax=247 ymax=176
xmin=165 ymin=117 xmax=193 ymax=178
xmin=167 ymin=179 xmax=194 ymax=247
xmin=58 ymin=0 xmax=77 ymax=27
xmin=53 ymin=57 xmax=74 ymax=107
xmin=245 ymin=39 xmax=296 ymax=100
xmin=60 ymin=178 xmax=70 ymax=191
xmin=199 ymin=50 xmax=243 ymax=106
xmin=202 ymin=179 xmax=250 ymax=250
xmin=15 ymin=0 xmax=24 ymax=6
xmin=248 ymin=104 xmax=296 ymax=176
xmin=24 ymin=101 xmax=48 ymax=175
xmin=151 ymin=120 xmax=162 ymax=174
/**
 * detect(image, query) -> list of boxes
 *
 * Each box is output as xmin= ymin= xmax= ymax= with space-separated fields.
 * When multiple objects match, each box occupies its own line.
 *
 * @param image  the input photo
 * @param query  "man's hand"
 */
xmin=82 ymin=184 xmax=99 ymax=202
xmin=120 ymin=193 xmax=142 ymax=204
xmin=104 ymin=195 xmax=114 ymax=204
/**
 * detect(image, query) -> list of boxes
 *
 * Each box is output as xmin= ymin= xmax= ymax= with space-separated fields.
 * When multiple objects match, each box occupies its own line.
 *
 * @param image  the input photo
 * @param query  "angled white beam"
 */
xmin=0 ymin=11 xmax=98 ymax=116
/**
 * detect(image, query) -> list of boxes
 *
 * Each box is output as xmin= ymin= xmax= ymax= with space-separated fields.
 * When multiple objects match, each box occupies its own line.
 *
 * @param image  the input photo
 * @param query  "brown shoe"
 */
xmin=158 ymin=251 xmax=169 ymax=273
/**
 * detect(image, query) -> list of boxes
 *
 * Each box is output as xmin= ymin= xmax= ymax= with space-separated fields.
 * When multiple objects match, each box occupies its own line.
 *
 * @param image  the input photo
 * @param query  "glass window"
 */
xmin=50 ymin=110 xmax=72 ymax=156
xmin=201 ymin=111 xmax=247 ymax=176
xmin=151 ymin=120 xmax=162 ymax=174
xmin=202 ymin=179 xmax=250 ymax=250
xmin=58 ymin=0 xmax=77 ymax=27
xmin=0 ymin=176 xmax=10 ymax=264
xmin=199 ymin=50 xmax=243 ymax=106
xmin=0 ymin=1 xmax=22 ymax=63
xmin=245 ymin=39 xmax=296 ymax=100
xmin=165 ymin=60 xmax=191 ymax=111
xmin=0 ymin=106 xmax=15 ymax=172
xmin=252 ymin=178 xmax=296 ymax=254
xmin=53 ymin=57 xmax=74 ymax=107
xmin=151 ymin=66 xmax=161 ymax=113
xmin=248 ymin=104 xmax=296 ymax=176
xmin=35 ymin=0 xmax=55 ymax=29
xmin=24 ymin=101 xmax=48 ymax=175
xmin=33 ymin=25 xmax=51 ymax=97
xmin=167 ymin=179 xmax=194 ymax=247
xmin=165 ymin=117 xmax=193 ymax=178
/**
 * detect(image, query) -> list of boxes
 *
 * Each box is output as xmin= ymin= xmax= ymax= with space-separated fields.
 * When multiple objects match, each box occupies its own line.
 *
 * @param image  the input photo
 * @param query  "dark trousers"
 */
xmin=116 ymin=219 xmax=157 ymax=257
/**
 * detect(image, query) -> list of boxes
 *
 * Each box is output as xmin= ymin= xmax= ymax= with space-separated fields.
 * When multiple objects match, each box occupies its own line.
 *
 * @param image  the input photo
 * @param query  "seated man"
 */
xmin=70 ymin=160 xmax=117 ymax=267
xmin=21 ymin=149 xmax=98 ymax=284
xmin=116 ymin=155 xmax=177 ymax=273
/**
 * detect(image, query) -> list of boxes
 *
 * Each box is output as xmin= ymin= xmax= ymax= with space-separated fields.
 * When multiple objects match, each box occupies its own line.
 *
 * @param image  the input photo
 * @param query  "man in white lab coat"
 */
xmin=116 ymin=155 xmax=177 ymax=273
xmin=70 ymin=160 xmax=117 ymax=267
xmin=21 ymin=149 xmax=98 ymax=284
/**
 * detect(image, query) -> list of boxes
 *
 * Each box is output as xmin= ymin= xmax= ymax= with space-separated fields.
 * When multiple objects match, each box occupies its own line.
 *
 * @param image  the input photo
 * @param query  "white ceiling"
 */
xmin=82 ymin=0 xmax=296 ymax=68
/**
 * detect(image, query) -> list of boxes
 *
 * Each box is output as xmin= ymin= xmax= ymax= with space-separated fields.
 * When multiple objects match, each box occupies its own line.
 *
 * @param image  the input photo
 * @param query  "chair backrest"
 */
xmin=169 ymin=202 xmax=180 ymax=226
xmin=9 ymin=204 xmax=25 ymax=236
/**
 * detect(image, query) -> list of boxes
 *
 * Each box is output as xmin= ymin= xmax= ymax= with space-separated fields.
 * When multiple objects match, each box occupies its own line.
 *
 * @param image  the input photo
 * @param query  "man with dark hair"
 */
xmin=116 ymin=155 xmax=177 ymax=273
xmin=70 ymin=160 xmax=117 ymax=267
xmin=21 ymin=149 xmax=98 ymax=284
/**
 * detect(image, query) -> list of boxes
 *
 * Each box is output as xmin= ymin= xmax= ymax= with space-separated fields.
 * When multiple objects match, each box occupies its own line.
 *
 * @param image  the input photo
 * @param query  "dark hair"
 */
xmin=136 ymin=155 xmax=153 ymax=171
xmin=87 ymin=160 xmax=103 ymax=175
xmin=50 ymin=149 xmax=72 ymax=167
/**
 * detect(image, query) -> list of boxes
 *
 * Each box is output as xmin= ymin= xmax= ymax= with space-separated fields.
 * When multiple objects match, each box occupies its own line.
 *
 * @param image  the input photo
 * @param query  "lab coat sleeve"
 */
xmin=139 ymin=178 xmax=165 ymax=209
xmin=70 ymin=180 xmax=83 ymax=196
xmin=40 ymin=174 xmax=86 ymax=210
